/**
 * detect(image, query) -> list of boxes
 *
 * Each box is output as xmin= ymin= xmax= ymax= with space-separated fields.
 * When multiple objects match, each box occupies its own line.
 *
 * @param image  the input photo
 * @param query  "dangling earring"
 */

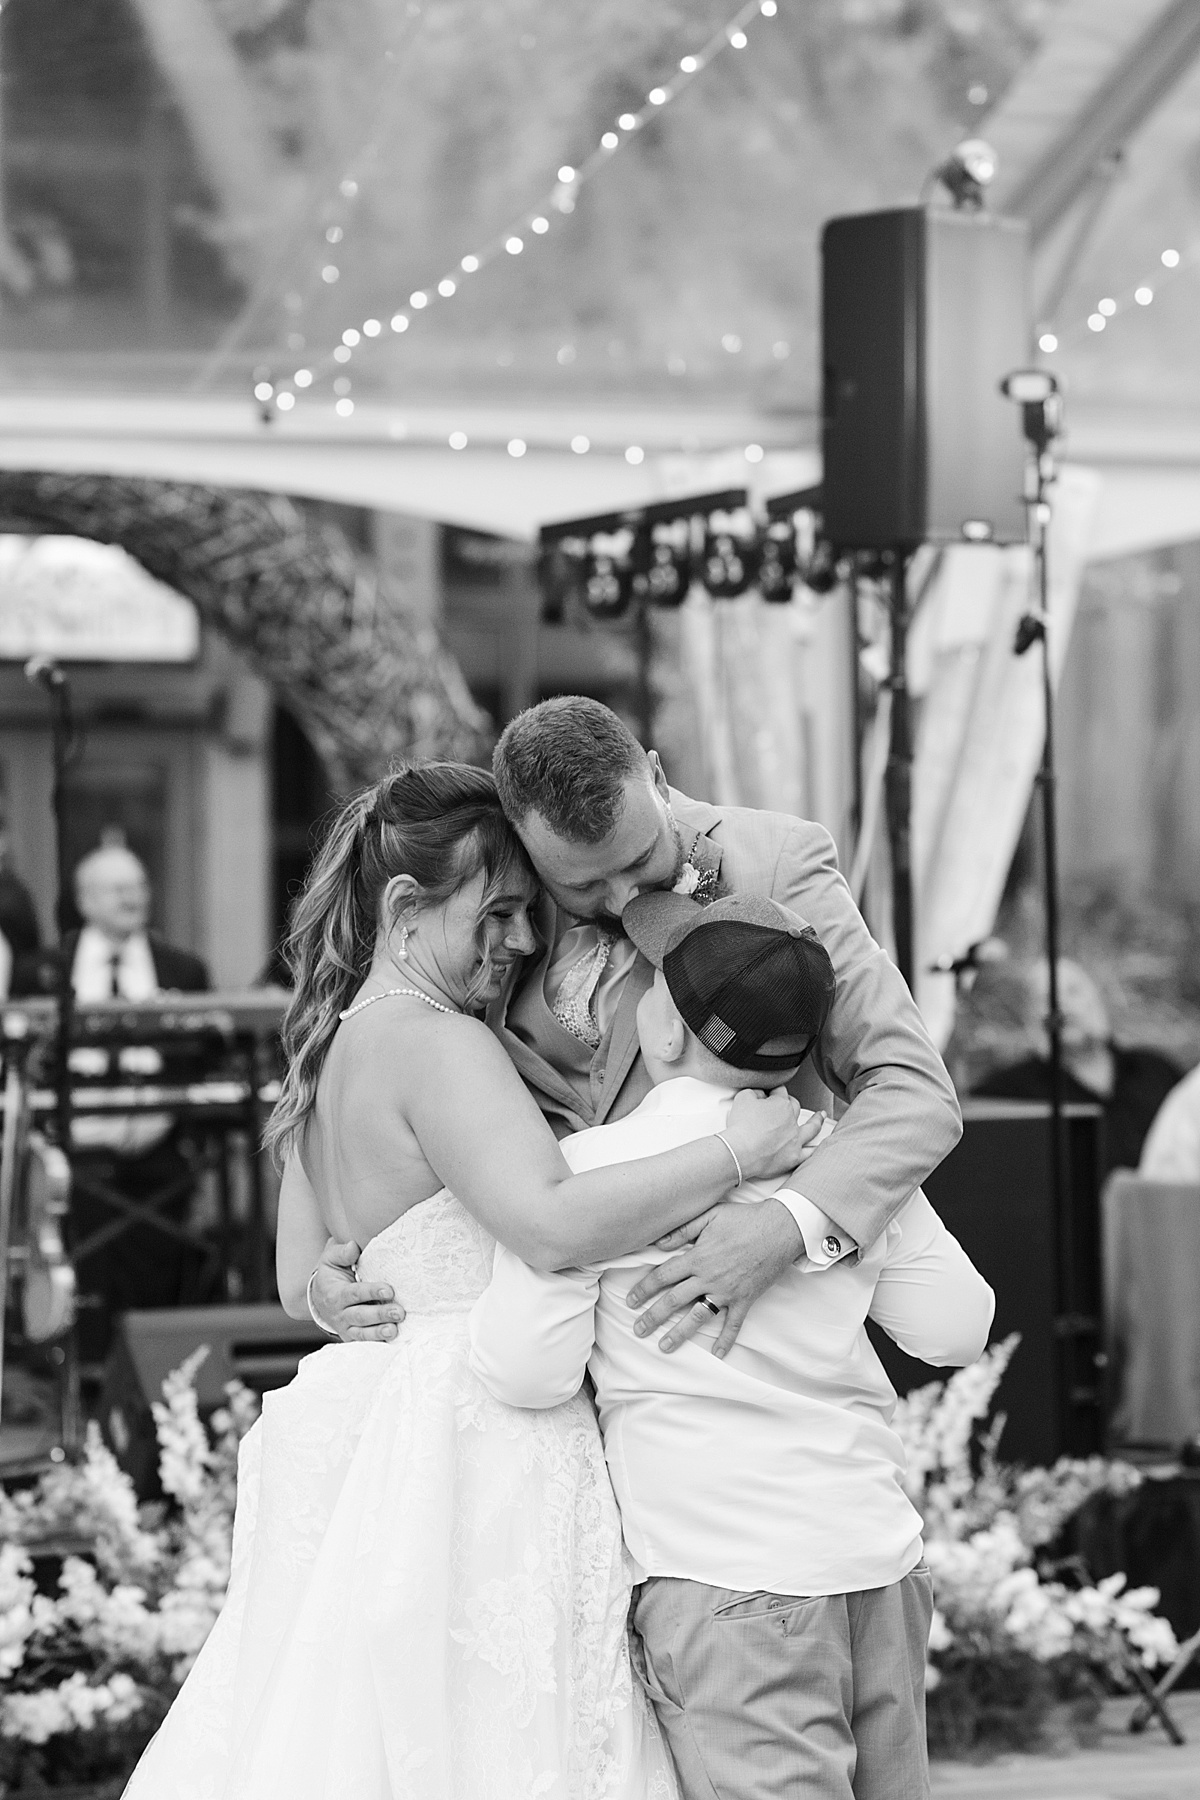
xmin=397 ymin=924 xmax=409 ymax=960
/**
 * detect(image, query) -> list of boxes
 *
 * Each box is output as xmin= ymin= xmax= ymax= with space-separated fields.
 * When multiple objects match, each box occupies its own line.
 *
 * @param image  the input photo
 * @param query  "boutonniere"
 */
xmin=673 ymin=858 xmax=719 ymax=906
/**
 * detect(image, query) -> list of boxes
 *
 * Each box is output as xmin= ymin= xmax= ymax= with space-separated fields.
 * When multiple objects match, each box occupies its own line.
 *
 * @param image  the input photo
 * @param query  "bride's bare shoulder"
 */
xmin=335 ymin=1004 xmax=510 ymax=1077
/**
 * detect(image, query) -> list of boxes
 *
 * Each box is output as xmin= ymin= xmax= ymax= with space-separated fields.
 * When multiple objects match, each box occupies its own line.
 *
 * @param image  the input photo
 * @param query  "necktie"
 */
xmin=109 ymin=950 xmax=122 ymax=998
xmin=551 ymin=927 xmax=615 ymax=1050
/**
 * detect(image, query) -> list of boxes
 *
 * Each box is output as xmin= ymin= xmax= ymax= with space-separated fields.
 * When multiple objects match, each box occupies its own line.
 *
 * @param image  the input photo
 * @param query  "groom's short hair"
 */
xmin=493 ymin=697 xmax=650 ymax=843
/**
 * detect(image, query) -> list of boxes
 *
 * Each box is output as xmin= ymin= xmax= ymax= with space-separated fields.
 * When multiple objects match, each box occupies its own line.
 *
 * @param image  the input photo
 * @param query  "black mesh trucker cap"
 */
xmin=622 ymin=891 xmax=836 ymax=1073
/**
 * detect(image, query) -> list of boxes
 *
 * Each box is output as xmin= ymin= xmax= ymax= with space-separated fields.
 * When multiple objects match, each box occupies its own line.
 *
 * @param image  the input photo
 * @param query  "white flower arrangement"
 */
xmin=0 ymin=1347 xmax=258 ymax=1789
xmin=896 ymin=1337 xmax=1178 ymax=1753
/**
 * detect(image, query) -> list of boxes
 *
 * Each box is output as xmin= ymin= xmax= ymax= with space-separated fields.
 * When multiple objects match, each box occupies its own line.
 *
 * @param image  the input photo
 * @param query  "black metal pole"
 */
xmin=884 ymin=551 xmax=914 ymax=989
xmin=48 ymin=679 xmax=75 ymax=1155
xmin=1030 ymin=485 xmax=1076 ymax=1435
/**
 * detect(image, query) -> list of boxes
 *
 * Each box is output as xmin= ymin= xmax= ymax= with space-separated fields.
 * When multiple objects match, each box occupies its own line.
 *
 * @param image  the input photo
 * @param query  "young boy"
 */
xmin=469 ymin=891 xmax=994 ymax=1800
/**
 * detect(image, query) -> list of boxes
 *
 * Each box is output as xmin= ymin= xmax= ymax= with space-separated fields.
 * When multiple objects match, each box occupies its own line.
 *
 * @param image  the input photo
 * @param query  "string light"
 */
xmin=571 ymin=435 xmax=590 ymax=453
xmin=625 ymin=446 xmax=645 ymax=465
xmin=1040 ymin=239 xmax=1197 ymax=351
xmin=508 ymin=438 xmax=527 ymax=457
xmin=274 ymin=0 xmax=776 ymax=415
xmin=449 ymin=431 xmax=468 ymax=449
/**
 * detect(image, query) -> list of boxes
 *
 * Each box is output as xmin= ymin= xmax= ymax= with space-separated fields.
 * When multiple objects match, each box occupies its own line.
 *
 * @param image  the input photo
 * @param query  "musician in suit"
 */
xmin=12 ymin=844 xmax=209 ymax=1005
xmin=312 ymin=696 xmax=962 ymax=1359
xmin=12 ymin=844 xmax=213 ymax=1362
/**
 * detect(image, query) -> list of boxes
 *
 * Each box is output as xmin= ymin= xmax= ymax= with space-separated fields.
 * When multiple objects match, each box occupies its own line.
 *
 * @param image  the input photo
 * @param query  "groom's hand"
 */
xmin=310 ymin=1240 xmax=406 ymax=1343
xmin=626 ymin=1198 xmax=804 ymax=1359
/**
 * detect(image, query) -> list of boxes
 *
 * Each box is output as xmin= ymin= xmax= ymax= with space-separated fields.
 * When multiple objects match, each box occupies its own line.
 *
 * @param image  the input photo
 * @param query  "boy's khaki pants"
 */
xmin=632 ymin=1566 xmax=933 ymax=1800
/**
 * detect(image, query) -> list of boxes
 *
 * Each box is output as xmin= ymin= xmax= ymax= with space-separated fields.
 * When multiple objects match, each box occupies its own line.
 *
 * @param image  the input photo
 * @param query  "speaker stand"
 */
xmin=884 ymin=550 xmax=914 ymax=989
xmin=1009 ymin=376 xmax=1084 ymax=1430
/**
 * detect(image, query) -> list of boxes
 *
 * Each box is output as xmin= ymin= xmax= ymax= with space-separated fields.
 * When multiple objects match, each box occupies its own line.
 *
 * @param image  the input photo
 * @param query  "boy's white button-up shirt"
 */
xmin=468 ymin=1076 xmax=994 ymax=1598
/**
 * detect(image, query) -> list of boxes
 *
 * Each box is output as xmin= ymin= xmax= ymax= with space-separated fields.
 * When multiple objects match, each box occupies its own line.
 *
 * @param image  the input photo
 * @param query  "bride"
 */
xmin=123 ymin=762 xmax=810 ymax=1800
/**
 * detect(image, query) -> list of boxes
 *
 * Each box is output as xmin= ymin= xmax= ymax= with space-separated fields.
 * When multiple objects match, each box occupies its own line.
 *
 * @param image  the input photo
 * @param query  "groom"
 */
xmin=314 ymin=695 xmax=960 ymax=1349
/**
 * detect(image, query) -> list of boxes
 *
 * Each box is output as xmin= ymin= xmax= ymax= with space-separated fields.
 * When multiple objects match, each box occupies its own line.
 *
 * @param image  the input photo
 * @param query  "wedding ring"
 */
xmin=699 ymin=1296 xmax=722 ymax=1316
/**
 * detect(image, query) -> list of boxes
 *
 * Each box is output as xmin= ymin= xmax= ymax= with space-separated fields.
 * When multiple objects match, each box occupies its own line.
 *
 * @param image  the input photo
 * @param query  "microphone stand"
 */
xmin=1003 ymin=372 xmax=1081 ymax=1447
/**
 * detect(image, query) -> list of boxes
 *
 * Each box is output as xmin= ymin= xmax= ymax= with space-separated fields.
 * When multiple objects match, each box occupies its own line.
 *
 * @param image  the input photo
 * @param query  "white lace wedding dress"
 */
xmin=123 ymin=1191 xmax=678 ymax=1800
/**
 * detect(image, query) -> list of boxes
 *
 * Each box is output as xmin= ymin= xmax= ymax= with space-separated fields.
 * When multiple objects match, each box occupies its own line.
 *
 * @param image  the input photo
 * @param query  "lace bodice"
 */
xmin=355 ymin=1189 xmax=495 ymax=1314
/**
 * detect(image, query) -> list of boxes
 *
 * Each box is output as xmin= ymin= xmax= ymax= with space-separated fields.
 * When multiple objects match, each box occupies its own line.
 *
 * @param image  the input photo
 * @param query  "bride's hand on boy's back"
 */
xmin=722 ymin=1086 xmax=825 ymax=1182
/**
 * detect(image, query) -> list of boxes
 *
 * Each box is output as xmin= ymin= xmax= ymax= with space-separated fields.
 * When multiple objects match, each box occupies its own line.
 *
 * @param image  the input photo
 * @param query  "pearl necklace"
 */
xmin=339 ymin=986 xmax=459 ymax=1021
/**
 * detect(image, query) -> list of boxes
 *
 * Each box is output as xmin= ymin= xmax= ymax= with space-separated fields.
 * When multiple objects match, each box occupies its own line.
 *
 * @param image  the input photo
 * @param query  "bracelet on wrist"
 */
xmin=306 ymin=1266 xmax=341 ymax=1338
xmin=712 ymin=1131 xmax=744 ymax=1189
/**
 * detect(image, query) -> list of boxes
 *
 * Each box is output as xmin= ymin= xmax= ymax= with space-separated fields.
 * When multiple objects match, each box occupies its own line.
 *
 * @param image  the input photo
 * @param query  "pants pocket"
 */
xmin=711 ymin=1589 xmax=819 ymax=1624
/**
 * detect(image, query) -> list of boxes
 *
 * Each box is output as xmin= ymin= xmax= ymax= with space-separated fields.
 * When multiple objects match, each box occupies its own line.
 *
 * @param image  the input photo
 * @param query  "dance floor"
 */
xmin=932 ymin=1693 xmax=1200 ymax=1800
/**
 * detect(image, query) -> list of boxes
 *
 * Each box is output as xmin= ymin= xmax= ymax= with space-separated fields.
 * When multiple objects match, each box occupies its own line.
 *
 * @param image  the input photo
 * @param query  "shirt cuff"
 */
xmin=772 ymin=1190 xmax=857 ymax=1270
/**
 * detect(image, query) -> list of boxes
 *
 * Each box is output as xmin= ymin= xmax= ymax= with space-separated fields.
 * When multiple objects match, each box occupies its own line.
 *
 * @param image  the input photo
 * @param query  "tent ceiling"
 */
xmin=1 ymin=392 xmax=1195 ymax=562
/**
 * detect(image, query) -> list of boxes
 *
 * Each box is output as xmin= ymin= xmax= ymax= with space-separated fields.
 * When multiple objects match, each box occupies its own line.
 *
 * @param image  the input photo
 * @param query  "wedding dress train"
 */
xmin=123 ymin=1190 xmax=677 ymax=1800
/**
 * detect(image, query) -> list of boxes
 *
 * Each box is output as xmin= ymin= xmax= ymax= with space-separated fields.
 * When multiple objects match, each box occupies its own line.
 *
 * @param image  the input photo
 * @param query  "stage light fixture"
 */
xmin=1001 ymin=369 xmax=1057 ymax=404
xmin=933 ymin=138 xmax=997 ymax=209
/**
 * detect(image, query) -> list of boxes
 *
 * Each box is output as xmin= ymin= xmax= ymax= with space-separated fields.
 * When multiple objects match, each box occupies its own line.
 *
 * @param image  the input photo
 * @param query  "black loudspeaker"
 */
xmin=100 ymin=1304 xmax=328 ymax=1494
xmin=821 ymin=207 xmax=1030 ymax=549
xmin=869 ymin=1099 xmax=1105 ymax=1467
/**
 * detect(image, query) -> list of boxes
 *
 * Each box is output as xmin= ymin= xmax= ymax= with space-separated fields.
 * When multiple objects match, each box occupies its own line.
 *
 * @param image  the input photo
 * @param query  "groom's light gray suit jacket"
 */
xmin=486 ymin=790 xmax=962 ymax=1251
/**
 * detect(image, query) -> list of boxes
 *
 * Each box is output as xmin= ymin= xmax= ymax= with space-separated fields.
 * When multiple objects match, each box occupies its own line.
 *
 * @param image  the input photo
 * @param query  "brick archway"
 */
xmin=0 ymin=471 xmax=487 ymax=789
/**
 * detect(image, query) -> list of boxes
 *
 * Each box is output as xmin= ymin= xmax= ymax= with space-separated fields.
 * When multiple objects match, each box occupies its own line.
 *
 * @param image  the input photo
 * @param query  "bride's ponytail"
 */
xmin=263 ymin=795 xmax=374 ymax=1166
xmin=265 ymin=762 xmax=527 ymax=1165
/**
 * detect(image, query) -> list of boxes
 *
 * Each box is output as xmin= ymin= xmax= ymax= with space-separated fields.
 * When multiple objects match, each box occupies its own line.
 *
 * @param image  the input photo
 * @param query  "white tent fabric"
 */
xmin=1 ymin=394 xmax=1195 ymax=560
